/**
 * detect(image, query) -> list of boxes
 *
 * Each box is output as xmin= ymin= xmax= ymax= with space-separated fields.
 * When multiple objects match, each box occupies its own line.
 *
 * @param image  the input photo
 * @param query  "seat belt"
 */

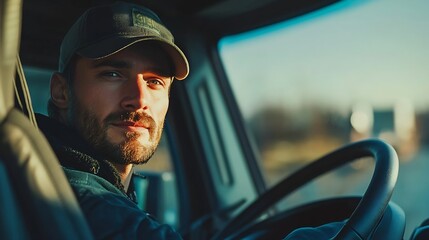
xmin=14 ymin=55 xmax=37 ymax=127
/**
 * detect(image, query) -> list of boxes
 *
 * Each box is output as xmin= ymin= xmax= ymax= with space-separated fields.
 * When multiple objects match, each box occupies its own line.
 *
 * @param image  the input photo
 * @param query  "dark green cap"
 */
xmin=59 ymin=1 xmax=189 ymax=80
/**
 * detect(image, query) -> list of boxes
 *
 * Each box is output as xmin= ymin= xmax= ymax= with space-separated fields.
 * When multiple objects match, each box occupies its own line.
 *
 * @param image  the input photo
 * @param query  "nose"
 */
xmin=121 ymin=74 xmax=149 ymax=111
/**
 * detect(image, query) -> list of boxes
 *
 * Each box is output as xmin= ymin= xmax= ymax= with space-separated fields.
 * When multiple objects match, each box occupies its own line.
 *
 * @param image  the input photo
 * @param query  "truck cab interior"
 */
xmin=2 ymin=0 xmax=429 ymax=239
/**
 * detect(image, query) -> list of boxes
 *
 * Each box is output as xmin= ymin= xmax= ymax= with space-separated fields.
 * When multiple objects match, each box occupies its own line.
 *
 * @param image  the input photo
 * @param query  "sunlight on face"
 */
xmin=68 ymin=42 xmax=173 ymax=164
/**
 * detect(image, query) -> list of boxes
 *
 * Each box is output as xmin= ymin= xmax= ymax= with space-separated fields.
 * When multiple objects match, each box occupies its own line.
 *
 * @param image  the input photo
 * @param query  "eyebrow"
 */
xmin=92 ymin=59 xmax=132 ymax=69
xmin=91 ymin=59 xmax=172 ymax=77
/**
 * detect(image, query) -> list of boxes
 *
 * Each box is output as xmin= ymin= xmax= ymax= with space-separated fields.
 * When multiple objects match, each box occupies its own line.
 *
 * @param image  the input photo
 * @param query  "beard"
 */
xmin=69 ymin=99 xmax=164 ymax=165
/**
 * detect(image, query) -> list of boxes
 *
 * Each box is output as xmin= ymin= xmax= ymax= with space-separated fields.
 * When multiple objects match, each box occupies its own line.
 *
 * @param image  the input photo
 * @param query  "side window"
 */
xmin=25 ymin=67 xmax=51 ymax=115
xmin=24 ymin=67 xmax=179 ymax=228
xmin=218 ymin=1 xmax=429 ymax=239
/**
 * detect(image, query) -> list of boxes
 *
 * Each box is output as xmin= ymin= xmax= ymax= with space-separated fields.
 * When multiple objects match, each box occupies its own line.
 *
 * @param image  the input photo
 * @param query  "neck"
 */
xmin=112 ymin=163 xmax=134 ymax=190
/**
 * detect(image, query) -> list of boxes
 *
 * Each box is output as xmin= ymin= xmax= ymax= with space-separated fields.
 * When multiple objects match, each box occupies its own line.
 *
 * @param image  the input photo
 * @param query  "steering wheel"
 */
xmin=212 ymin=138 xmax=399 ymax=240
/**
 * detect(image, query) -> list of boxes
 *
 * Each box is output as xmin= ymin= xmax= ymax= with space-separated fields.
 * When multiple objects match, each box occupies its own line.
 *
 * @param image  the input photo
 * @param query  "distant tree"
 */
xmin=248 ymin=104 xmax=350 ymax=150
xmin=248 ymin=105 xmax=305 ymax=149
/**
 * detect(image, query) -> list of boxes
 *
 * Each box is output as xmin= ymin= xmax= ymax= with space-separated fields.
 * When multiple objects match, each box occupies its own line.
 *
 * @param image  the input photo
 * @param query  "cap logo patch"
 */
xmin=132 ymin=8 xmax=160 ymax=35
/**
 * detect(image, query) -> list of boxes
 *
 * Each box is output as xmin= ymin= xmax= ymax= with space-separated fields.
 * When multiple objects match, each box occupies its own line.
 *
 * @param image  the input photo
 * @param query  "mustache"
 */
xmin=105 ymin=111 xmax=156 ymax=128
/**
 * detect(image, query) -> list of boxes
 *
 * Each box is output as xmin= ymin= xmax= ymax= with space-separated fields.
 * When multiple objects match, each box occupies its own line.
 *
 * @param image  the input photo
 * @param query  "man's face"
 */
xmin=67 ymin=42 xmax=173 ymax=165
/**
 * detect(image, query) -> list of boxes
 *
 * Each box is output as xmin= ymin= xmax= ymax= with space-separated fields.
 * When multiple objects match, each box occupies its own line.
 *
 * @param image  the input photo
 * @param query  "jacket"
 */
xmin=36 ymin=113 xmax=182 ymax=240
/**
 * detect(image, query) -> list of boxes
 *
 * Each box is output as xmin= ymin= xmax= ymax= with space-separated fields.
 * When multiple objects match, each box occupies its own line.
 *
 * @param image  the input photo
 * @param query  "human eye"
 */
xmin=102 ymin=71 xmax=120 ymax=78
xmin=146 ymin=78 xmax=168 ymax=89
xmin=99 ymin=71 xmax=125 ymax=81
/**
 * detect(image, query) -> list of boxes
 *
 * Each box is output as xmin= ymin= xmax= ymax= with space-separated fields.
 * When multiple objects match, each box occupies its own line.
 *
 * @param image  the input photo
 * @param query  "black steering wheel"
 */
xmin=212 ymin=138 xmax=399 ymax=240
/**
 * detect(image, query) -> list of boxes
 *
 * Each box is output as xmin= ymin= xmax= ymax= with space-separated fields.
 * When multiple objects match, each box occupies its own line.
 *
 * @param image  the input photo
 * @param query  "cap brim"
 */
xmin=77 ymin=37 xmax=189 ymax=80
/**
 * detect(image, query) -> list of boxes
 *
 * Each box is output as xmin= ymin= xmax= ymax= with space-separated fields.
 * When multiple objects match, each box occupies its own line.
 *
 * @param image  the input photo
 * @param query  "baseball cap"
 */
xmin=59 ymin=1 xmax=189 ymax=80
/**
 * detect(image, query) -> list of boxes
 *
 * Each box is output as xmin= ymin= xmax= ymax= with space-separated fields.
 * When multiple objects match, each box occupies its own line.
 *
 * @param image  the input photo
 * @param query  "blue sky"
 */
xmin=219 ymin=0 xmax=429 ymax=117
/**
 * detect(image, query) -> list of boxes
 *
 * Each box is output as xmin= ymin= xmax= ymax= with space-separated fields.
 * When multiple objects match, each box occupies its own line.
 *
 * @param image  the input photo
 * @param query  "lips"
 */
xmin=106 ymin=111 xmax=155 ymax=132
xmin=112 ymin=121 xmax=150 ymax=129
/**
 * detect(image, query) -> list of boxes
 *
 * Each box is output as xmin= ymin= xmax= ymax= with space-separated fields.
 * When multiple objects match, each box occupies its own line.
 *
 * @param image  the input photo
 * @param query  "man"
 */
xmin=36 ymin=1 xmax=345 ymax=239
xmin=36 ymin=1 xmax=188 ymax=239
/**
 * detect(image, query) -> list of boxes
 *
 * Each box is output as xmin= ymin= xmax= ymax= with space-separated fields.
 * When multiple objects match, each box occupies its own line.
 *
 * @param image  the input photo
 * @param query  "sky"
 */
xmin=219 ymin=0 xmax=429 ymax=118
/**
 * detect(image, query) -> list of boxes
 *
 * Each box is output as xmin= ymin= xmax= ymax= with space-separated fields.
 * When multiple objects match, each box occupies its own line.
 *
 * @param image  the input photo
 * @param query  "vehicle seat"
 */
xmin=0 ymin=0 xmax=93 ymax=238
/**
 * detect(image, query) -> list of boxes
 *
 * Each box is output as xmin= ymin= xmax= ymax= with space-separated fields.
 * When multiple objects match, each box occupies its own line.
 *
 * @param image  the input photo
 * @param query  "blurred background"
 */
xmin=219 ymin=0 xmax=429 ymax=238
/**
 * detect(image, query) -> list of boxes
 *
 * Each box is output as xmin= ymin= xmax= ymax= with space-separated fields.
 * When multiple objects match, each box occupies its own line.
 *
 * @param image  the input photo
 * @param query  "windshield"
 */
xmin=219 ymin=0 xmax=429 ymax=238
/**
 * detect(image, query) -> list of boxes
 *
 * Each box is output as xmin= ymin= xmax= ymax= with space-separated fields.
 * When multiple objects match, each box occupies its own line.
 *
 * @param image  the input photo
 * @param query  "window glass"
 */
xmin=219 ymin=0 xmax=429 ymax=238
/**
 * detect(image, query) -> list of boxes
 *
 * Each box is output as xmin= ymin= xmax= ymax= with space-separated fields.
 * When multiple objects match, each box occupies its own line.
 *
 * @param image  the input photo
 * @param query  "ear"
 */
xmin=50 ymin=72 xmax=70 ymax=109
